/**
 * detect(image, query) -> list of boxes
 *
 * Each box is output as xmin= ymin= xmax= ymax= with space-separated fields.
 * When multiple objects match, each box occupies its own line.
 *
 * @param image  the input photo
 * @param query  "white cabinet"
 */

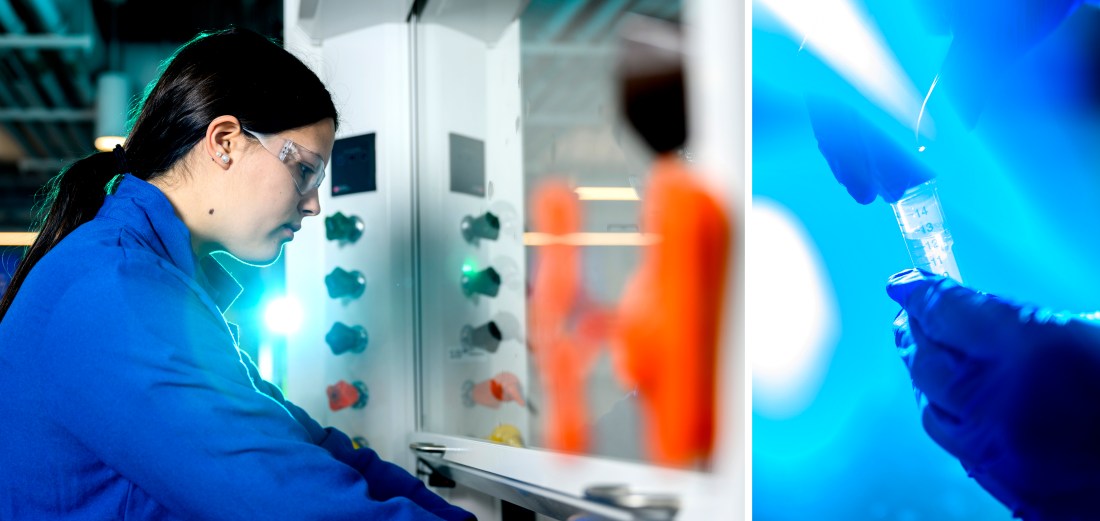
xmin=282 ymin=1 xmax=743 ymax=519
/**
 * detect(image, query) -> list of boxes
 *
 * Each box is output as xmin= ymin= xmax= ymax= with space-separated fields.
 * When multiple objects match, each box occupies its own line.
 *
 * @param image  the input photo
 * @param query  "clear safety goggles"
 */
xmin=244 ymin=129 xmax=327 ymax=194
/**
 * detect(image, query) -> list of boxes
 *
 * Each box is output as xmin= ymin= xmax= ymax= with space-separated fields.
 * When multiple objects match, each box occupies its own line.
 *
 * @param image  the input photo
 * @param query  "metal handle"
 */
xmin=583 ymin=484 xmax=680 ymax=520
xmin=409 ymin=442 xmax=449 ymax=454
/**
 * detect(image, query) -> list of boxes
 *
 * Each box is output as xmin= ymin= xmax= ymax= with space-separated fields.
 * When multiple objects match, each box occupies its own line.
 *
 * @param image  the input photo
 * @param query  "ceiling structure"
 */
xmin=0 ymin=0 xmax=679 ymax=232
xmin=518 ymin=0 xmax=681 ymax=191
xmin=0 ymin=0 xmax=282 ymax=231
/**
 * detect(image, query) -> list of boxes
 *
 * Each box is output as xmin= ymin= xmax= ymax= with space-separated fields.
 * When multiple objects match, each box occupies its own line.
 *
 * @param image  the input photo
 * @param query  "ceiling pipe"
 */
xmin=0 ymin=65 xmax=31 ymax=136
xmin=0 ymin=58 xmax=66 ymax=158
xmin=1 ymin=54 xmax=84 ymax=158
xmin=0 ymin=109 xmax=96 ymax=122
xmin=0 ymin=1 xmax=57 ymax=161
xmin=25 ymin=0 xmax=102 ymax=156
xmin=1 ymin=0 xmax=101 ymax=160
xmin=0 ymin=0 xmax=110 ymax=191
xmin=0 ymin=34 xmax=93 ymax=49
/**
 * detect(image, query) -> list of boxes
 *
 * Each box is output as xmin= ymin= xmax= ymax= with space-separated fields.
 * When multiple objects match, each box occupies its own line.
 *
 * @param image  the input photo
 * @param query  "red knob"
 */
xmin=327 ymin=380 xmax=369 ymax=411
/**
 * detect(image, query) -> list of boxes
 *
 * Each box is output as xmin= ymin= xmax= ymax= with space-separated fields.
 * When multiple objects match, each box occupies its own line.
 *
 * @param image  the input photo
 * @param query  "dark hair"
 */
xmin=616 ymin=15 xmax=686 ymax=154
xmin=0 ymin=27 xmax=339 ymax=321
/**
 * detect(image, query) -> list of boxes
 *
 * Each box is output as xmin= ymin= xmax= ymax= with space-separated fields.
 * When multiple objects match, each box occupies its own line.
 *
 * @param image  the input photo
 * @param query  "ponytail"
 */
xmin=0 ymin=151 xmax=119 ymax=321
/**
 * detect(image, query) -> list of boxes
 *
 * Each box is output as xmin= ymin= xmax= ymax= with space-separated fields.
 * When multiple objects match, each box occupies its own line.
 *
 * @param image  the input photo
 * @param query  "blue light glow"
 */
xmin=753 ymin=1 xmax=1100 ymax=518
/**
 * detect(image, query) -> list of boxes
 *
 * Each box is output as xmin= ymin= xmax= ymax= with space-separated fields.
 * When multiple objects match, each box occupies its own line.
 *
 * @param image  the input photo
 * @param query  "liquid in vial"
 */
xmin=890 ymin=180 xmax=962 ymax=282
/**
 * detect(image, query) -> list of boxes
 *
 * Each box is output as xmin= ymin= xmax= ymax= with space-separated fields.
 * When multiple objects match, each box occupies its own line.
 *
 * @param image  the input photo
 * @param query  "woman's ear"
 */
xmin=204 ymin=115 xmax=243 ymax=169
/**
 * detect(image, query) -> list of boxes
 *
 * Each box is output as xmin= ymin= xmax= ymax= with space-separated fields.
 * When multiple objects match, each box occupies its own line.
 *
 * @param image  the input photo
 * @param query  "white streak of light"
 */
xmin=757 ymin=0 xmax=924 ymax=129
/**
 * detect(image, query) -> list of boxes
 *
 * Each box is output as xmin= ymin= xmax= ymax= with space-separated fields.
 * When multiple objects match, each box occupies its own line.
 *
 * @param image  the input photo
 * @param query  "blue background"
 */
xmin=752 ymin=2 xmax=1100 ymax=519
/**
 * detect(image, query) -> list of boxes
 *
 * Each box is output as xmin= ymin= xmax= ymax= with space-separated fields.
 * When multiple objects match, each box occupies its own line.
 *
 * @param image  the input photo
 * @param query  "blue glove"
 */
xmin=805 ymin=95 xmax=936 ymax=205
xmin=887 ymin=268 xmax=1100 ymax=520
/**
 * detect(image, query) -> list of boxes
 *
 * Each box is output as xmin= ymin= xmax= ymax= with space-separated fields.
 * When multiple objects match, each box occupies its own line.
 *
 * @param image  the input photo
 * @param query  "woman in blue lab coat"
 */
xmin=0 ymin=27 xmax=473 ymax=521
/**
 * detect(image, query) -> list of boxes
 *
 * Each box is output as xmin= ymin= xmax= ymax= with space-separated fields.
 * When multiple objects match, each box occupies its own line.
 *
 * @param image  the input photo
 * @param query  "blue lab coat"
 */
xmin=0 ymin=175 xmax=474 ymax=521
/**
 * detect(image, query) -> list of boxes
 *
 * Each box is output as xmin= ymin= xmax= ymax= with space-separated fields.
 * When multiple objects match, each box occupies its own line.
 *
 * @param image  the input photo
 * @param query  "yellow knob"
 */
xmin=488 ymin=423 xmax=524 ymax=448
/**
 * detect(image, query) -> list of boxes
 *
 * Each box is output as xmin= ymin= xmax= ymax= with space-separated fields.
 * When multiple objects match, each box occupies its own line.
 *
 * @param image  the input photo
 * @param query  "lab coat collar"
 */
xmin=196 ymin=255 xmax=243 ymax=314
xmin=98 ymin=175 xmax=244 ymax=314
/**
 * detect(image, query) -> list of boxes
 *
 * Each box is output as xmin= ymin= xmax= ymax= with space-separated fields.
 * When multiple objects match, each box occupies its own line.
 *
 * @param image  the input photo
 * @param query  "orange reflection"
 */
xmin=527 ymin=154 xmax=731 ymax=466
xmin=527 ymin=180 xmax=606 ymax=453
xmin=613 ymin=154 xmax=731 ymax=466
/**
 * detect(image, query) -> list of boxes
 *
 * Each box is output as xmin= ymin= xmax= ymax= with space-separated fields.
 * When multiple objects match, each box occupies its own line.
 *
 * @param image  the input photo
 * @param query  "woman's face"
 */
xmin=219 ymin=118 xmax=335 ymax=266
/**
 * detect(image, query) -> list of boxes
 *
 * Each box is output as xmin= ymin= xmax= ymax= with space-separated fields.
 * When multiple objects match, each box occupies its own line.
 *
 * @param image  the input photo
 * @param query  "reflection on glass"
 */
xmin=413 ymin=0 xmax=686 ymax=467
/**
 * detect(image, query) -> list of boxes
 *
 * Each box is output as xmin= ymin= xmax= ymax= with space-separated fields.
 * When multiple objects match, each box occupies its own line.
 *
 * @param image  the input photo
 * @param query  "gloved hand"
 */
xmin=805 ymin=95 xmax=936 ymax=205
xmin=887 ymin=268 xmax=1100 ymax=520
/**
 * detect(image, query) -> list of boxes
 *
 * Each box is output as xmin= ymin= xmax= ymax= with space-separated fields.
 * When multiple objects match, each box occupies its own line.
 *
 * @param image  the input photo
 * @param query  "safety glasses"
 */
xmin=243 ymin=129 xmax=327 ymax=194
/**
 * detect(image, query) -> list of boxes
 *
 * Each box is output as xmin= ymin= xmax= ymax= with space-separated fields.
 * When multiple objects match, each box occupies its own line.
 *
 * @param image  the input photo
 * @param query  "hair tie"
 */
xmin=112 ymin=144 xmax=129 ymax=175
xmin=105 ymin=145 xmax=129 ymax=195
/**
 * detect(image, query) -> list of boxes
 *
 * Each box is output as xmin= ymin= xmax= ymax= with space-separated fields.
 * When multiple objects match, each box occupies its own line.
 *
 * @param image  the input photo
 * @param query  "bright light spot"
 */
xmin=918 ymin=146 xmax=926 ymax=152
xmin=749 ymin=199 xmax=839 ymax=419
xmin=574 ymin=186 xmax=640 ymax=201
xmin=94 ymin=135 xmax=126 ymax=153
xmin=257 ymin=342 xmax=274 ymax=382
xmin=756 ymin=0 xmax=924 ymax=131
xmin=462 ymin=262 xmax=475 ymax=273
xmin=264 ymin=296 xmax=303 ymax=335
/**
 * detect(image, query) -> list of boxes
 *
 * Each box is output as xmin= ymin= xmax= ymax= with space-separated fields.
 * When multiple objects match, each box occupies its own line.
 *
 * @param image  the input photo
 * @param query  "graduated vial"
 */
xmin=890 ymin=180 xmax=962 ymax=282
